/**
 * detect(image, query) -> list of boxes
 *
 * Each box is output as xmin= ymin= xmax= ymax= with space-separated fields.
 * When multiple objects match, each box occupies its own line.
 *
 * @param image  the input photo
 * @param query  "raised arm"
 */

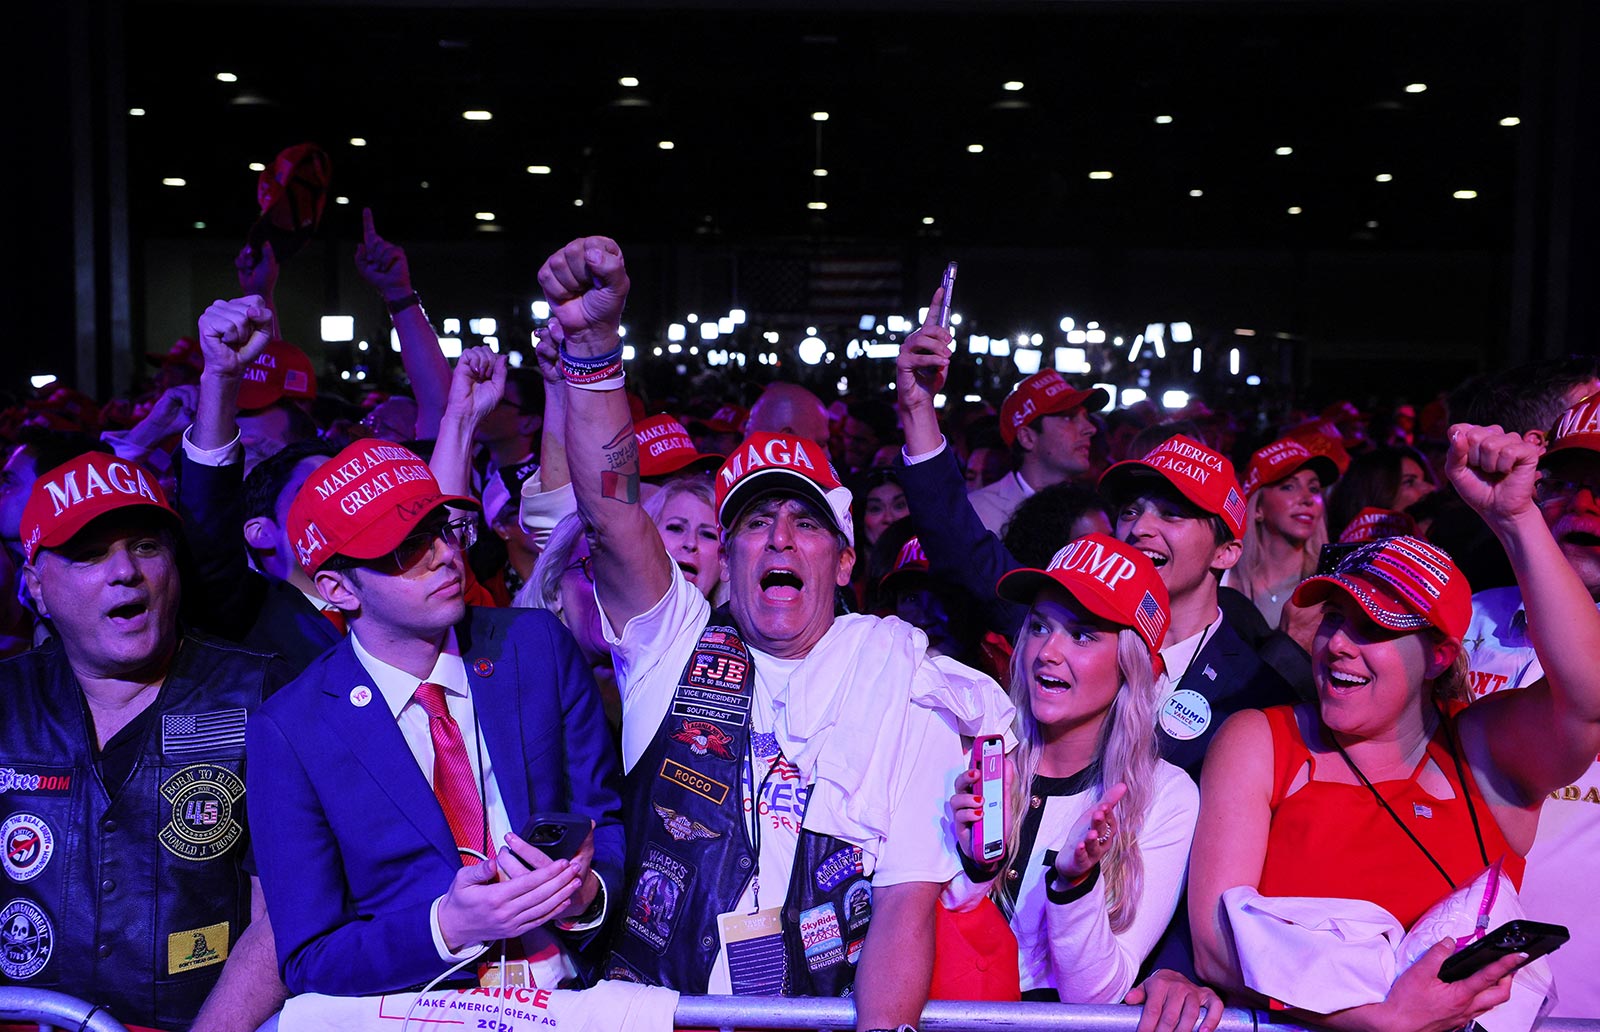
xmin=356 ymin=208 xmax=450 ymax=439
xmin=533 ymin=329 xmax=571 ymax=492
xmin=537 ymin=237 xmax=673 ymax=629
xmin=234 ymin=243 xmax=280 ymax=340
xmin=1450 ymin=424 xmax=1600 ymax=802
xmin=193 ymin=295 xmax=274 ymax=451
xmin=430 ymin=346 xmax=506 ymax=498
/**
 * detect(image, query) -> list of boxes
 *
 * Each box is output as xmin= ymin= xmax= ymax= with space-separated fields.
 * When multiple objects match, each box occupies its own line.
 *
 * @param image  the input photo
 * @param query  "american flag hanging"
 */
xmin=162 ymin=709 xmax=248 ymax=756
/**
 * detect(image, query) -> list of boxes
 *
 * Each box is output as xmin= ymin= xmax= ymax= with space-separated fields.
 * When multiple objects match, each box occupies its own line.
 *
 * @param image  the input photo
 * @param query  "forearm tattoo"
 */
xmin=599 ymin=423 xmax=639 ymax=504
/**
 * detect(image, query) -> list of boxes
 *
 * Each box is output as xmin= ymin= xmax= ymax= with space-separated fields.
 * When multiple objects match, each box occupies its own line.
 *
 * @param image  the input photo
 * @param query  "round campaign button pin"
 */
xmin=350 ymin=685 xmax=373 ymax=708
xmin=1 ymin=814 xmax=54 ymax=883
xmin=1159 ymin=689 xmax=1213 ymax=742
xmin=472 ymin=658 xmax=494 ymax=677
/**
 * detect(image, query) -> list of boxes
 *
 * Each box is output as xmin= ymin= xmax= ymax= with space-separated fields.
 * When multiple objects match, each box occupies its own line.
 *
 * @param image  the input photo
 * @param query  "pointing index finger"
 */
xmin=362 ymin=207 xmax=379 ymax=248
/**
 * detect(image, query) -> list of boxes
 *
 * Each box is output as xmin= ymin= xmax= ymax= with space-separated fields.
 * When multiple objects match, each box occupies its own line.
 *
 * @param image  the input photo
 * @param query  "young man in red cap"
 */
xmin=1099 ymin=434 xmax=1297 ymax=777
xmin=244 ymin=436 xmax=623 ymax=997
xmin=1461 ymin=390 xmax=1600 ymax=1017
xmin=2 ymin=452 xmax=288 ymax=1031
xmin=968 ymin=370 xmax=1107 ymax=536
xmin=541 ymin=236 xmax=1010 ymax=1030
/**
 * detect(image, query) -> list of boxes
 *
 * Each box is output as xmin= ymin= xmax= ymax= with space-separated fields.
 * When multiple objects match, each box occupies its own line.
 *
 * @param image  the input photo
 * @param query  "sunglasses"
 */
xmin=388 ymin=516 xmax=478 ymax=570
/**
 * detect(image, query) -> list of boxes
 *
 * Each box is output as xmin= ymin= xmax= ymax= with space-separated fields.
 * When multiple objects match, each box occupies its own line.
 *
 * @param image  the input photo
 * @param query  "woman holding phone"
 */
xmin=1189 ymin=426 xmax=1600 ymax=1031
xmin=947 ymin=534 xmax=1199 ymax=1004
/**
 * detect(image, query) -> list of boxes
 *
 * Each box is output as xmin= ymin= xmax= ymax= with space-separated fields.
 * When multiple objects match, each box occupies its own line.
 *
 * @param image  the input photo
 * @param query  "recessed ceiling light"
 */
xmin=420 ymin=181 xmax=430 ymax=189
xmin=1500 ymin=116 xmax=1521 ymax=127
xmin=128 ymin=107 xmax=146 ymax=116
xmin=475 ymin=211 xmax=495 ymax=221
xmin=526 ymin=164 xmax=552 ymax=175
xmin=1375 ymin=173 xmax=1394 ymax=183
xmin=1003 ymin=81 xmax=1024 ymax=91
xmin=216 ymin=72 xmax=238 ymax=83
xmin=1154 ymin=115 xmax=1174 ymax=125
xmin=813 ymin=168 xmax=828 ymax=177
xmin=658 ymin=140 xmax=675 ymax=150
xmin=1366 ymin=220 xmax=1379 ymax=228
xmin=1275 ymin=146 xmax=1294 ymax=156
xmin=922 ymin=216 xmax=935 ymax=225
xmin=349 ymin=137 xmax=367 ymax=147
xmin=1405 ymin=82 xmax=1428 ymax=94
xmin=1287 ymin=206 xmax=1303 ymax=215
xmin=193 ymin=221 xmax=206 ymax=230
xmin=462 ymin=110 xmax=493 ymax=121
xmin=807 ymin=201 xmax=828 ymax=210
xmin=248 ymin=162 xmax=265 ymax=172
xmin=1453 ymin=189 xmax=1479 ymax=200
xmin=335 ymin=196 xmax=350 ymax=205
xmin=162 ymin=177 xmax=186 ymax=187
xmin=1189 ymin=189 xmax=1204 ymax=198
xmin=619 ymin=76 xmax=640 ymax=87
xmin=573 ymin=198 xmax=583 ymax=207
xmin=812 ymin=111 xmax=829 ymax=122
xmin=967 ymin=144 xmax=984 ymax=154
xmin=1088 ymin=170 xmax=1114 ymax=180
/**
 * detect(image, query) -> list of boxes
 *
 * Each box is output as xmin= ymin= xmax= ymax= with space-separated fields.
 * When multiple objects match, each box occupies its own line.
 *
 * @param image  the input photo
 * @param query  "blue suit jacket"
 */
xmin=245 ymin=606 xmax=624 ymax=996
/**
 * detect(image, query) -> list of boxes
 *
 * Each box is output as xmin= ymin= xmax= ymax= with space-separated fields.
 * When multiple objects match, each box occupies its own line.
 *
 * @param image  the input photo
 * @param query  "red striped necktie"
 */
xmin=412 ymin=681 xmax=487 ymax=865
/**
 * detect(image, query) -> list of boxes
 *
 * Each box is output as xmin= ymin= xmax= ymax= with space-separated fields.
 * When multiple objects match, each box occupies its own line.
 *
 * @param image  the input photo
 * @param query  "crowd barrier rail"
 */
xmin=0 ymin=988 xmax=129 ymax=1032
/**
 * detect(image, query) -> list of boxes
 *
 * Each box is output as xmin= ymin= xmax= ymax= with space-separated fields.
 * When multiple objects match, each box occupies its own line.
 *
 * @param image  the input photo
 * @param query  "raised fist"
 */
xmin=1446 ymin=423 xmax=1540 ymax=528
xmin=447 ymin=346 xmax=508 ymax=426
xmin=535 ymin=236 xmax=630 ymax=355
xmin=196 ymin=296 xmax=273 ymax=378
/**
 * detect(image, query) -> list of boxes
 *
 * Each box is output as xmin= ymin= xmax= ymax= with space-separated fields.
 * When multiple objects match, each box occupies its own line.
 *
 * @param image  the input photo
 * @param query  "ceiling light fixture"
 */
xmin=813 ymin=168 xmax=828 ymax=177
xmin=619 ymin=76 xmax=640 ymax=87
xmin=1003 ymin=81 xmax=1024 ymax=91
xmin=1375 ymin=173 xmax=1394 ymax=183
xmin=349 ymin=137 xmax=367 ymax=147
xmin=922 ymin=216 xmax=935 ymax=225
xmin=1405 ymin=82 xmax=1428 ymax=93
xmin=216 ymin=72 xmax=238 ymax=83
xmin=1500 ymin=116 xmax=1521 ymax=127
xmin=1287 ymin=206 xmax=1303 ymax=214
xmin=808 ymin=201 xmax=828 ymax=210
xmin=526 ymin=164 xmax=551 ymax=174
xmin=335 ymin=196 xmax=350 ymax=205
xmin=475 ymin=211 xmax=496 ymax=221
xmin=967 ymin=144 xmax=984 ymax=154
xmin=248 ymin=162 xmax=265 ymax=172
xmin=1155 ymin=115 xmax=1174 ymax=124
xmin=462 ymin=109 xmax=493 ymax=121
xmin=128 ymin=107 xmax=146 ymax=116
xmin=162 ymin=177 xmax=186 ymax=187
xmin=812 ymin=111 xmax=829 ymax=122
xmin=1088 ymin=170 xmax=1114 ymax=180
xmin=1453 ymin=189 xmax=1479 ymax=200
xmin=1275 ymin=146 xmax=1294 ymax=156
xmin=658 ymin=140 xmax=675 ymax=150
xmin=1189 ymin=189 xmax=1204 ymax=197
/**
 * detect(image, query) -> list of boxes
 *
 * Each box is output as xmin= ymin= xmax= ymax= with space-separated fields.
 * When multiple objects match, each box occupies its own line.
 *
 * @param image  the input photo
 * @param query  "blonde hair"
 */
xmin=1235 ymin=482 xmax=1328 ymax=601
xmin=1001 ymin=625 xmax=1161 ymax=932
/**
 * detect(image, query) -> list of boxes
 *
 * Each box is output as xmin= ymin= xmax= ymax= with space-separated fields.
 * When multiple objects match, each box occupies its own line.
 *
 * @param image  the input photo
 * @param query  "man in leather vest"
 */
xmin=541 ymin=236 xmax=1011 ymax=1032
xmin=1 ymin=451 xmax=287 ymax=1030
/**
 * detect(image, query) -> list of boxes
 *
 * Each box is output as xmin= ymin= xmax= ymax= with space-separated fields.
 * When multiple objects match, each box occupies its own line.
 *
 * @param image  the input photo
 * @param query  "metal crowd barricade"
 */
xmin=672 ymin=996 xmax=1600 ymax=1032
xmin=0 ymin=988 xmax=129 ymax=1032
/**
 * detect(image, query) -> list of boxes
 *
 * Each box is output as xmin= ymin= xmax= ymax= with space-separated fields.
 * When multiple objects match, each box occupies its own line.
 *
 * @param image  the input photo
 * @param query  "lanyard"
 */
xmin=744 ymin=742 xmax=780 ymax=912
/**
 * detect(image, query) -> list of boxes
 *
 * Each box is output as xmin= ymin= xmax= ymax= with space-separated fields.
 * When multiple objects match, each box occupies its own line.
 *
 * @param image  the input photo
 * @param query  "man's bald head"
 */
xmin=748 ymin=382 xmax=830 ymax=446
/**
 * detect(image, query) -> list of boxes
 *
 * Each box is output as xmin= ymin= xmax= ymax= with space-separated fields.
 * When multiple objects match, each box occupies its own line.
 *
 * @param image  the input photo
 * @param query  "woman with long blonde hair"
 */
xmin=1226 ymin=438 xmax=1339 ymax=627
xmin=948 ymin=534 xmax=1198 ymax=1003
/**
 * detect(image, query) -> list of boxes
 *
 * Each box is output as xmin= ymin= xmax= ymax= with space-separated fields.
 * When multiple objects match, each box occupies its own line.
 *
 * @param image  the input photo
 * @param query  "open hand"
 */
xmin=1053 ymin=781 xmax=1127 ymax=884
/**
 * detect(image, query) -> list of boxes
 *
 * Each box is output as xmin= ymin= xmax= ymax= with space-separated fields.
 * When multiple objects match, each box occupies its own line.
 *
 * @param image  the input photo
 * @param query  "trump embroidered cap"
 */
xmin=998 ymin=371 xmax=1109 ymax=447
xmin=21 ymin=453 xmax=180 ymax=563
xmin=287 ymin=439 xmax=478 ymax=574
xmin=1544 ymin=391 xmax=1600 ymax=458
xmin=878 ymin=536 xmax=930 ymax=592
xmin=636 ymin=415 xmax=724 ymax=479
xmin=714 ymin=432 xmax=854 ymax=547
xmin=1242 ymin=437 xmax=1341 ymax=497
xmin=1293 ymin=535 xmax=1471 ymax=642
xmin=1337 ymin=507 xmax=1417 ymax=545
xmin=997 ymin=534 xmax=1170 ymax=658
xmin=1099 ymin=434 xmax=1249 ymax=540
xmin=236 ymin=340 xmax=317 ymax=412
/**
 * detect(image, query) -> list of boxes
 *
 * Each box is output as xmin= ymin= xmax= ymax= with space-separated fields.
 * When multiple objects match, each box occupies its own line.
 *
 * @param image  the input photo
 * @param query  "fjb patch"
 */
xmin=627 ymin=846 xmax=693 ymax=953
xmin=159 ymin=765 xmax=246 ymax=861
xmin=687 ymin=650 xmax=749 ymax=693
xmin=1 ymin=814 xmax=54 ymax=883
xmin=0 ymin=898 xmax=52 ymax=980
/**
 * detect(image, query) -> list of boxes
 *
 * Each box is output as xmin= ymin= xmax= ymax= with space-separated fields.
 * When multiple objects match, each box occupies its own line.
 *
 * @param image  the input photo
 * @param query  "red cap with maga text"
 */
xmin=20 ymin=453 xmax=180 ymax=563
xmin=714 ymin=432 xmax=853 ymax=546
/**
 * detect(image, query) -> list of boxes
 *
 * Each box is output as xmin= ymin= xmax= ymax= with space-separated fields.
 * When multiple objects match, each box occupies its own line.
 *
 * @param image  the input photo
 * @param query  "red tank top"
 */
xmin=1257 ymin=704 xmax=1524 ymax=929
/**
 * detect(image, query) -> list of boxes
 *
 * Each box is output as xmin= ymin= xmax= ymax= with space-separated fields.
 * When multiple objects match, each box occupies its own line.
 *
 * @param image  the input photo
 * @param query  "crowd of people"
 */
xmin=2 ymin=218 xmax=1598 ymax=1032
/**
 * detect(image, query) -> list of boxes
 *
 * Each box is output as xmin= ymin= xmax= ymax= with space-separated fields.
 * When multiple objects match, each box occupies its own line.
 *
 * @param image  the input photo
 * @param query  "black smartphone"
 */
xmin=517 ymin=812 xmax=590 ymax=862
xmin=937 ymin=261 xmax=958 ymax=330
xmin=1437 ymin=920 xmax=1569 ymax=983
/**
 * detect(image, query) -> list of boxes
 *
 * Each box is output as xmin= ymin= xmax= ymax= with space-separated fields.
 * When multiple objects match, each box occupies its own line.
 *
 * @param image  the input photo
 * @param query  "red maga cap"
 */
xmin=1284 ymin=420 xmax=1354 ymax=477
xmin=692 ymin=404 xmax=749 ymax=436
xmin=636 ymin=415 xmax=724 ymax=478
xmin=1337 ymin=507 xmax=1418 ymax=545
xmin=879 ymin=536 xmax=930 ymax=591
xmin=1293 ymin=535 xmax=1470 ymax=642
xmin=287 ymin=440 xmax=478 ymax=575
xmin=1546 ymin=391 xmax=1600 ymax=458
xmin=997 ymin=533 xmax=1170 ymax=658
xmin=998 ymin=372 xmax=1109 ymax=447
xmin=237 ymin=340 xmax=317 ymax=411
xmin=21 ymin=453 xmax=179 ymax=563
xmin=1099 ymin=434 xmax=1248 ymax=539
xmin=714 ymin=432 xmax=853 ymax=546
xmin=1243 ymin=437 xmax=1341 ymax=497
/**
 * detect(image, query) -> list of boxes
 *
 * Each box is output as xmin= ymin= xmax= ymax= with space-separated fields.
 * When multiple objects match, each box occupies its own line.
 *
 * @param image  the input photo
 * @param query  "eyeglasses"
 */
xmin=564 ymin=554 xmax=595 ymax=582
xmin=1534 ymin=474 xmax=1600 ymax=507
xmin=389 ymin=516 xmax=478 ymax=570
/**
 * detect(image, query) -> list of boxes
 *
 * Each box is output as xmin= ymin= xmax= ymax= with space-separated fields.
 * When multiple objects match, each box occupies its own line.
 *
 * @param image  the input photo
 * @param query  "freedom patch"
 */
xmin=159 ymin=764 xmax=246 ymax=861
xmin=0 ymin=767 xmax=71 ymax=795
xmin=1 ymin=814 xmax=53 ymax=883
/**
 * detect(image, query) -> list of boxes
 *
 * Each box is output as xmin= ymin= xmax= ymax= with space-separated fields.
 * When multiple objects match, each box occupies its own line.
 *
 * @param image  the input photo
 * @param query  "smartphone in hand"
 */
xmin=1437 ymin=920 xmax=1568 ymax=983
xmin=937 ymin=261 xmax=958 ymax=331
xmin=517 ymin=812 xmax=590 ymax=862
xmin=972 ymin=734 xmax=1006 ymax=863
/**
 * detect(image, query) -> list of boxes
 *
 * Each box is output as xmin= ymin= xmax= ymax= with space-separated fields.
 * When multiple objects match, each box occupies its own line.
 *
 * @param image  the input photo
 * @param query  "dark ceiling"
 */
xmin=124 ymin=1 xmax=1526 ymax=252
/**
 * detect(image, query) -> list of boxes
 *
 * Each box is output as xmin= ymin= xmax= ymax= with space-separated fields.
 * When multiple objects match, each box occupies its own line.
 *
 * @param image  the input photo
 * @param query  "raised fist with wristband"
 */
xmin=536 ymin=236 xmax=630 ymax=392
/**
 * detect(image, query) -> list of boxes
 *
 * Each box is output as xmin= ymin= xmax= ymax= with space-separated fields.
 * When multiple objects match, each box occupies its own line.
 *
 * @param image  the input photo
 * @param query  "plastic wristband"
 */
xmin=559 ymin=342 xmax=624 ymax=375
xmin=566 ymin=373 xmax=626 ymax=392
xmin=385 ymin=291 xmax=422 ymax=316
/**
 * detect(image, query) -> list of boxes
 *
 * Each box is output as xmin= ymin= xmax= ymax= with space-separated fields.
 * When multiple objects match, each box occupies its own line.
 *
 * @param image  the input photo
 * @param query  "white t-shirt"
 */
xmin=603 ymin=567 xmax=968 ymax=993
xmin=1465 ymin=586 xmax=1600 ymax=1018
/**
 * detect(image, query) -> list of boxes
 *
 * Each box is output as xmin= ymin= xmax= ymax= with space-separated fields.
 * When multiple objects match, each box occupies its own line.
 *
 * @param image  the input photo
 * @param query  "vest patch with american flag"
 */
xmin=161 ymin=709 xmax=247 ymax=756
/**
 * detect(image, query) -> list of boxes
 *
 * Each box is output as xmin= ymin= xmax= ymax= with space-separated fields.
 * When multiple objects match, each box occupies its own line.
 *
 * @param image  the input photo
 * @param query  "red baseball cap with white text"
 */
xmin=21 ymin=453 xmax=180 ymax=563
xmin=1099 ymin=434 xmax=1249 ymax=539
xmin=714 ymin=432 xmax=853 ymax=546
xmin=237 ymin=340 xmax=318 ymax=412
xmin=996 ymin=533 xmax=1170 ymax=659
xmin=1545 ymin=391 xmax=1600 ymax=458
xmin=998 ymin=372 xmax=1109 ymax=447
xmin=1243 ymin=437 xmax=1341 ymax=497
xmin=287 ymin=439 xmax=478 ymax=574
xmin=636 ymin=415 xmax=724 ymax=479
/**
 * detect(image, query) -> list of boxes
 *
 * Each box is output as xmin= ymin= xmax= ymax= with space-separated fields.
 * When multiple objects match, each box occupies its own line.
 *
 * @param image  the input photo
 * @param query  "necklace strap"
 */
xmin=1330 ymin=728 xmax=1458 ymax=893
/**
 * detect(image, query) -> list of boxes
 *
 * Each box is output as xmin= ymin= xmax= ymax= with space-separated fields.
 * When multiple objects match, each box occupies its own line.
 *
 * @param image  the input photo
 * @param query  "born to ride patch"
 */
xmin=167 ymin=920 xmax=230 ymax=974
xmin=159 ymin=765 xmax=245 ymax=861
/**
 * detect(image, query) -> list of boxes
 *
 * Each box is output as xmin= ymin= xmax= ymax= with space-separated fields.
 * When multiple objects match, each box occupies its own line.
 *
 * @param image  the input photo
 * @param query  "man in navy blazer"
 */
xmin=246 ymin=432 xmax=622 ymax=997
